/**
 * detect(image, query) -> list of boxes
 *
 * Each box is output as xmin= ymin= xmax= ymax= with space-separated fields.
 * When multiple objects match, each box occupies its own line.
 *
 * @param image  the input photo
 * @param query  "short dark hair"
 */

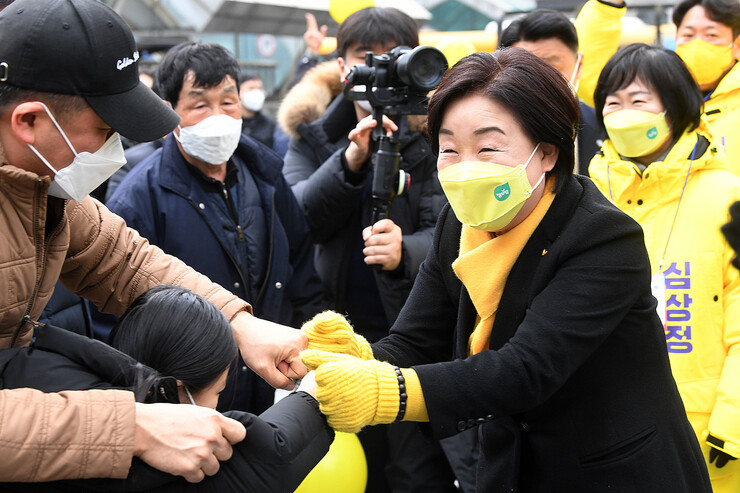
xmin=594 ymin=43 xmax=702 ymax=137
xmin=499 ymin=10 xmax=579 ymax=53
xmin=673 ymin=0 xmax=740 ymax=38
xmin=155 ymin=42 xmax=240 ymax=109
xmin=109 ymin=285 xmax=238 ymax=393
xmin=0 ymin=84 xmax=87 ymax=122
xmin=336 ymin=7 xmax=419 ymax=58
xmin=238 ymin=73 xmax=261 ymax=85
xmin=428 ymin=49 xmax=579 ymax=194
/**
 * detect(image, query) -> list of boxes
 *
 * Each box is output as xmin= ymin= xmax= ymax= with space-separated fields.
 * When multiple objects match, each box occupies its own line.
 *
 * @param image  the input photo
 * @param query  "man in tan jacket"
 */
xmin=0 ymin=0 xmax=308 ymax=483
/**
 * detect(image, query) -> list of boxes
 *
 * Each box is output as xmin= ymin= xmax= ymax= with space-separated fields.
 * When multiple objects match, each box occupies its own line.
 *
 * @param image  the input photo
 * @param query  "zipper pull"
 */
xmin=237 ymin=224 xmax=244 ymax=241
xmin=22 ymin=315 xmax=44 ymax=345
xmin=23 ymin=314 xmax=44 ymax=330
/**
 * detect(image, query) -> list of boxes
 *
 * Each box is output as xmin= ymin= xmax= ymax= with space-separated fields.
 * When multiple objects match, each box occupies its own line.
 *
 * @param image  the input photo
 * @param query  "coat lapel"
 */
xmin=489 ymin=176 xmax=583 ymax=351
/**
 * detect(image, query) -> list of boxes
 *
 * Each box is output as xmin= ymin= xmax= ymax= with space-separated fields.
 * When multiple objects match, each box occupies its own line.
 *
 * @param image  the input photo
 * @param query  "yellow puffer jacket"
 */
xmin=704 ymin=62 xmax=740 ymax=174
xmin=589 ymin=122 xmax=740 ymax=489
xmin=576 ymin=0 xmax=740 ymax=173
xmin=574 ymin=0 xmax=626 ymax=108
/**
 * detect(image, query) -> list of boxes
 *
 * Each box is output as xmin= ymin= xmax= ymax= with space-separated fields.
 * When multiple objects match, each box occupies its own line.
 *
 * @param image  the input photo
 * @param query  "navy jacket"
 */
xmin=373 ymin=176 xmax=711 ymax=492
xmin=107 ymin=135 xmax=325 ymax=413
xmin=108 ymin=134 xmax=324 ymax=328
xmin=577 ymin=100 xmax=603 ymax=176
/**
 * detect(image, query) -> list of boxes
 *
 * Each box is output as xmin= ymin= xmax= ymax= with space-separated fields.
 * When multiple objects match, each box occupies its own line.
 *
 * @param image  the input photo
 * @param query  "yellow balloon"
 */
xmin=435 ymin=39 xmax=477 ymax=68
xmin=328 ymin=0 xmax=376 ymax=24
xmin=295 ymin=432 xmax=367 ymax=493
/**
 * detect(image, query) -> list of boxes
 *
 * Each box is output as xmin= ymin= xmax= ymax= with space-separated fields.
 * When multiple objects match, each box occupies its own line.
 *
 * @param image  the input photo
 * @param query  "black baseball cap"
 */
xmin=0 ymin=0 xmax=179 ymax=142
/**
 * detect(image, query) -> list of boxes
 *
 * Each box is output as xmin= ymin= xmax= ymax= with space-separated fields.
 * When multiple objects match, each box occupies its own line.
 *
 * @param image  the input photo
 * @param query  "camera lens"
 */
xmin=351 ymin=64 xmax=376 ymax=85
xmin=396 ymin=46 xmax=448 ymax=92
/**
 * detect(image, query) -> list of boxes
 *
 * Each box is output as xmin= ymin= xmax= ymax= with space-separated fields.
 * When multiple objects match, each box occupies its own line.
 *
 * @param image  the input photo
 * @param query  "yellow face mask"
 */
xmin=676 ymin=39 xmax=734 ymax=88
xmin=603 ymin=109 xmax=670 ymax=158
xmin=438 ymin=144 xmax=543 ymax=232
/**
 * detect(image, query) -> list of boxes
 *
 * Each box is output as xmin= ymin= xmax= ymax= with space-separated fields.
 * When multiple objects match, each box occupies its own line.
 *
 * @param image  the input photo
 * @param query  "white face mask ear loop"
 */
xmin=173 ymin=125 xmax=183 ymax=143
xmin=522 ymin=142 xmax=542 ymax=171
xmin=523 ymin=143 xmax=545 ymax=195
xmin=27 ymin=143 xmax=59 ymax=175
xmin=33 ymin=101 xmax=78 ymax=155
xmin=570 ymin=53 xmax=583 ymax=92
xmin=530 ymin=169 xmax=547 ymax=192
xmin=184 ymin=385 xmax=197 ymax=406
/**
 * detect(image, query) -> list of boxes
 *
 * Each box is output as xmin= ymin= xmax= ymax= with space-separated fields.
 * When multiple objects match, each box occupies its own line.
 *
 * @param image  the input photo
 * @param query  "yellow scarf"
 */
xmin=453 ymin=179 xmax=556 ymax=355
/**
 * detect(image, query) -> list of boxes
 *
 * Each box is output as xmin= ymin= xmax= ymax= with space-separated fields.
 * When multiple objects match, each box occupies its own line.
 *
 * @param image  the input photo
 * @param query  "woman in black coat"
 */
xmin=0 ymin=286 xmax=332 ymax=492
xmin=300 ymin=49 xmax=711 ymax=492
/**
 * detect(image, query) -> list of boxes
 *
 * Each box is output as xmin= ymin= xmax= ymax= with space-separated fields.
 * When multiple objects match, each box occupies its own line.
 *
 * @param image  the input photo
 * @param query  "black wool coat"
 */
xmin=373 ymin=175 xmax=711 ymax=492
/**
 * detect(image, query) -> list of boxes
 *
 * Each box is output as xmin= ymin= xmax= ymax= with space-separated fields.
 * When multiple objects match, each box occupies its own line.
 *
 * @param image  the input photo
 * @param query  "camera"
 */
xmin=342 ymin=46 xmax=447 ymax=229
xmin=343 ymin=45 xmax=448 ymax=116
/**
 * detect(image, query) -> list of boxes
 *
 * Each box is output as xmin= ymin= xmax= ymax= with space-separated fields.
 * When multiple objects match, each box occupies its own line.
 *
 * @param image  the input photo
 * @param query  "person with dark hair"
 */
xmin=0 ymin=285 xmax=333 ymax=492
xmin=298 ymin=48 xmax=712 ymax=492
xmin=575 ymin=0 xmax=740 ymax=172
xmin=106 ymin=41 xmax=326 ymax=416
xmin=238 ymin=73 xmax=289 ymax=157
xmin=499 ymin=10 xmax=603 ymax=176
xmin=588 ymin=43 xmax=740 ymax=492
xmin=277 ymin=6 xmax=452 ymax=492
xmin=109 ymin=285 xmax=238 ymax=408
xmin=0 ymin=0 xmax=313 ymax=484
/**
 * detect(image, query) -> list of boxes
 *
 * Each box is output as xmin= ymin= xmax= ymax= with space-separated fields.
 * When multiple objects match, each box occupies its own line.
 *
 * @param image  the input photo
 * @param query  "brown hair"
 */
xmin=427 ymin=49 xmax=580 ymax=193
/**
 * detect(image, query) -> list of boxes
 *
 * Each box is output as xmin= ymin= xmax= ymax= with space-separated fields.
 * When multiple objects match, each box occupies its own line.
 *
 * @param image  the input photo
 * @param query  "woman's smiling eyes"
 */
xmin=439 ymin=146 xmax=500 ymax=154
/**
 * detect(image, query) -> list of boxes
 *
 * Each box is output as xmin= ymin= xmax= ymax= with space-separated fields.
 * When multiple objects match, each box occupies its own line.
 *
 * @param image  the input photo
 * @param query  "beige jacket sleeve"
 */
xmin=0 ymin=388 xmax=135 ymax=481
xmin=0 ymin=198 xmax=251 ymax=482
xmin=61 ymin=196 xmax=251 ymax=320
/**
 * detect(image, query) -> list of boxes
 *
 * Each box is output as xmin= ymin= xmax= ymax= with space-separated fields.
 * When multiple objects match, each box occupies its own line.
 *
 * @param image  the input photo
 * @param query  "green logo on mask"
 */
xmin=494 ymin=183 xmax=511 ymax=201
xmin=646 ymin=127 xmax=658 ymax=139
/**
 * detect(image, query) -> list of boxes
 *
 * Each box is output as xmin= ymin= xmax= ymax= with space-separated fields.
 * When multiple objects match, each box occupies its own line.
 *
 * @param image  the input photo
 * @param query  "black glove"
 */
xmin=708 ymin=434 xmax=738 ymax=469
xmin=721 ymin=201 xmax=740 ymax=270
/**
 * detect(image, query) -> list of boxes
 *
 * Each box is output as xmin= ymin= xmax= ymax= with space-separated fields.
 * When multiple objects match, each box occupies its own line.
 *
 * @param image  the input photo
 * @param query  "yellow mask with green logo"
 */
xmin=603 ymin=109 xmax=670 ymax=158
xmin=676 ymin=39 xmax=734 ymax=87
xmin=438 ymin=144 xmax=543 ymax=232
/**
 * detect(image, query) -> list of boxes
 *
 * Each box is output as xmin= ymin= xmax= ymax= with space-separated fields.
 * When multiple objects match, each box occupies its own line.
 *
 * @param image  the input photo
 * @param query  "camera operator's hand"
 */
xmin=363 ymin=219 xmax=403 ymax=271
xmin=345 ymin=115 xmax=398 ymax=172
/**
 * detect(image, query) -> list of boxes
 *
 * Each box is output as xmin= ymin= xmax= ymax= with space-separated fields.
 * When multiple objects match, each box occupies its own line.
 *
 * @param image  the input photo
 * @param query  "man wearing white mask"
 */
xmin=107 ymin=42 xmax=326 ymax=416
xmin=0 ymin=0 xmax=311 ymax=483
xmin=238 ymin=73 xmax=289 ymax=157
xmin=499 ymin=10 xmax=604 ymax=176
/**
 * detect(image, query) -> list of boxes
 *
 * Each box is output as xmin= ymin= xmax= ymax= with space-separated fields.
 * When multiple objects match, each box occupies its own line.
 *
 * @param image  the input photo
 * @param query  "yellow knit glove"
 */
xmin=301 ymin=349 xmax=399 ymax=433
xmin=301 ymin=311 xmax=373 ymax=360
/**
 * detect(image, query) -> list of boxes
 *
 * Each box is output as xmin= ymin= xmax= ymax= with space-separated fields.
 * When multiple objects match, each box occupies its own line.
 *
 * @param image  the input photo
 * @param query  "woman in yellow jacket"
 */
xmin=589 ymin=43 xmax=740 ymax=492
xmin=576 ymin=0 xmax=740 ymax=172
